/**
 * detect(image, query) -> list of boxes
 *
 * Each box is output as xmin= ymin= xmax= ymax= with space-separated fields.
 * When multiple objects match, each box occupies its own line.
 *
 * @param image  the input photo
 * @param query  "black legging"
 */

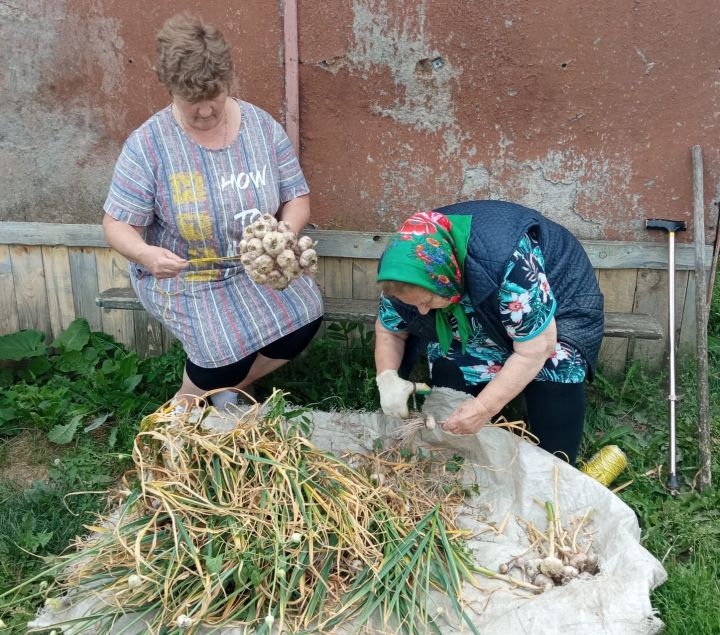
xmin=429 ymin=357 xmax=586 ymax=464
xmin=185 ymin=317 xmax=323 ymax=390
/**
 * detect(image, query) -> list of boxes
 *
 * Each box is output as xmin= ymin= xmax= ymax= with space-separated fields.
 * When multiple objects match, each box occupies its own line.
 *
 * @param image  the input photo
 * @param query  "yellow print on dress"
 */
xmin=185 ymin=246 xmax=221 ymax=283
xmin=170 ymin=172 xmax=206 ymax=206
xmin=177 ymin=212 xmax=213 ymax=242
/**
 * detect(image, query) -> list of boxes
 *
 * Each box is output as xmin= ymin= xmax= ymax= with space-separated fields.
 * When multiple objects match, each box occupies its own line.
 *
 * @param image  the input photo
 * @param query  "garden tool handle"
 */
xmin=645 ymin=217 xmax=685 ymax=495
xmin=645 ymin=219 xmax=687 ymax=233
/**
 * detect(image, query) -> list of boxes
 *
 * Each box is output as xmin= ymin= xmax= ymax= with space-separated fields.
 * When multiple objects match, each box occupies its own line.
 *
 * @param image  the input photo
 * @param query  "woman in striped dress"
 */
xmin=102 ymin=13 xmax=323 ymax=409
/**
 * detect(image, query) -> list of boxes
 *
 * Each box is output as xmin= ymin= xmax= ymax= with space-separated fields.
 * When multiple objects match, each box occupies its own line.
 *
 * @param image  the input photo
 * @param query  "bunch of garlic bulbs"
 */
xmin=239 ymin=214 xmax=318 ymax=290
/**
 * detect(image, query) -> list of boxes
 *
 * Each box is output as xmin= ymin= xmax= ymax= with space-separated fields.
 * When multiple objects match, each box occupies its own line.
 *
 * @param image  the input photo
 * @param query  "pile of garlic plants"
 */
xmin=239 ymin=214 xmax=318 ymax=290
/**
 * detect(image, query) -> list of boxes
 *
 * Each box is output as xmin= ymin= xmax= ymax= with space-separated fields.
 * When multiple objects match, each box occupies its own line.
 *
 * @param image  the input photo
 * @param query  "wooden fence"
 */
xmin=0 ymin=222 xmax=712 ymax=373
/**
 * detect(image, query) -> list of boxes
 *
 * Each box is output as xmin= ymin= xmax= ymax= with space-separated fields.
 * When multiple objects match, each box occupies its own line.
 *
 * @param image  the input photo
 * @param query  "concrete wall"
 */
xmin=2 ymin=0 xmax=718 ymax=242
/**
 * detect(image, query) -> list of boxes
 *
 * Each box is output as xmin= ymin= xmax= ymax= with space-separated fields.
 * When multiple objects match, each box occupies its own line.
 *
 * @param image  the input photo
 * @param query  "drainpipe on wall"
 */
xmin=283 ymin=0 xmax=300 ymax=155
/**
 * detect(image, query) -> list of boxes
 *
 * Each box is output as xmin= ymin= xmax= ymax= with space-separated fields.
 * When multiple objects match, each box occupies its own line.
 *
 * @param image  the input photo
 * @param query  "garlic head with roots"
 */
xmin=369 ymin=472 xmax=386 ymax=485
xmin=282 ymin=260 xmax=302 ymax=281
xmin=248 ymin=270 xmax=268 ymax=285
xmin=252 ymin=219 xmax=272 ymax=240
xmin=540 ymin=556 xmax=564 ymax=578
xmin=561 ymin=565 xmax=579 ymax=584
xmin=296 ymin=235 xmax=314 ymax=252
xmin=533 ymin=573 xmax=554 ymax=591
xmin=262 ymin=231 xmax=287 ymax=257
xmin=568 ymin=552 xmax=587 ymax=571
xmin=299 ymin=248 xmax=318 ymax=269
xmin=283 ymin=232 xmax=297 ymax=250
xmin=266 ymin=269 xmax=289 ymax=290
xmin=276 ymin=249 xmax=298 ymax=269
xmin=242 ymin=225 xmax=255 ymax=240
xmin=245 ymin=237 xmax=264 ymax=257
xmin=176 ymin=614 xmax=194 ymax=629
xmin=253 ymin=254 xmax=275 ymax=275
xmin=240 ymin=252 xmax=255 ymax=267
xmin=259 ymin=213 xmax=278 ymax=230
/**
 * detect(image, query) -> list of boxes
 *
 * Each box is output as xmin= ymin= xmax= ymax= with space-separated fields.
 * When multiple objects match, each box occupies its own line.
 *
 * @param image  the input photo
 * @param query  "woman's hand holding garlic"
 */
xmin=442 ymin=398 xmax=493 ymax=435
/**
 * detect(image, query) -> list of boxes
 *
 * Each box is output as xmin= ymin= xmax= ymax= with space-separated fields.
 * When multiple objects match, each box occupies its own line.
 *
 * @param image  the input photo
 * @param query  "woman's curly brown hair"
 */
xmin=155 ymin=13 xmax=235 ymax=102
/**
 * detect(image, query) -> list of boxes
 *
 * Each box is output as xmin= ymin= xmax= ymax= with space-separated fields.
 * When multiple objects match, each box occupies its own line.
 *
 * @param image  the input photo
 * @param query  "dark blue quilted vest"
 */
xmin=386 ymin=200 xmax=604 ymax=378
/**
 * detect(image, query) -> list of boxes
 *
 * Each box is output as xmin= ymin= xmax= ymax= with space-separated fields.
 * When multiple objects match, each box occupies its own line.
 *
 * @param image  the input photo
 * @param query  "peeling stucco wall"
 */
xmin=0 ymin=0 xmax=284 ymax=224
xmin=1 ymin=0 xmax=718 ymax=241
xmin=0 ymin=0 xmax=124 ymax=224
xmin=301 ymin=0 xmax=720 ymax=240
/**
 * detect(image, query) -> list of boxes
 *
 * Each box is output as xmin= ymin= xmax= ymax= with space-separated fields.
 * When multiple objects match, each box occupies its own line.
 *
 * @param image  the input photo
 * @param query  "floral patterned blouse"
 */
xmin=378 ymin=231 xmax=587 ymax=384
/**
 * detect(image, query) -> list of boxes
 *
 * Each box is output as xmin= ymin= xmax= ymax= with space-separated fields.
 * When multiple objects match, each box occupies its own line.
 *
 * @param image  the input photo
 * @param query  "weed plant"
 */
xmin=1 ymin=290 xmax=720 ymax=632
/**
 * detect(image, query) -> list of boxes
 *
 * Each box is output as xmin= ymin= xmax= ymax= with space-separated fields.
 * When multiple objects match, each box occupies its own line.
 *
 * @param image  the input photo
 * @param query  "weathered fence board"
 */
xmin=95 ymin=248 xmax=135 ymax=350
xmin=597 ymin=269 xmax=639 ymax=375
xmin=0 ymin=245 xmax=19 ymax=335
xmin=41 ymin=246 xmax=76 ymax=339
xmin=10 ymin=245 xmax=51 ymax=334
xmin=0 ymin=221 xmax=713 ymax=371
xmin=0 ymin=222 xmax=711 ymax=270
xmin=68 ymin=247 xmax=103 ymax=332
xmin=631 ymin=269 xmax=689 ymax=369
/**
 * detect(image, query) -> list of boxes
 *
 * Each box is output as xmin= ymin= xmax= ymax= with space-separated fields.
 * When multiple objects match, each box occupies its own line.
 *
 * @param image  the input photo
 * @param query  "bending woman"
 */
xmin=374 ymin=200 xmax=604 ymax=464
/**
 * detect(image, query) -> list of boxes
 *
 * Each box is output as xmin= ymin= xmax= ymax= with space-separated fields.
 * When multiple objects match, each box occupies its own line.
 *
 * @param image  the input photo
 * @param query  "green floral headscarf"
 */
xmin=377 ymin=211 xmax=473 ymax=353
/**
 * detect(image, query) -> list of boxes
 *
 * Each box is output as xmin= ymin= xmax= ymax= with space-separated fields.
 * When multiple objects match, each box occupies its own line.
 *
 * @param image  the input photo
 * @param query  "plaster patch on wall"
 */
xmin=350 ymin=0 xmax=461 ymax=133
xmin=457 ymin=149 xmax=639 ymax=239
xmin=378 ymin=161 xmax=453 ymax=221
xmin=0 ymin=1 xmax=126 ymax=222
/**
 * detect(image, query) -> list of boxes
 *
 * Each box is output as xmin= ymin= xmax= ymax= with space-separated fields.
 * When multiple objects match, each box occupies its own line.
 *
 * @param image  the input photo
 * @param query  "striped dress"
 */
xmin=103 ymin=100 xmax=324 ymax=368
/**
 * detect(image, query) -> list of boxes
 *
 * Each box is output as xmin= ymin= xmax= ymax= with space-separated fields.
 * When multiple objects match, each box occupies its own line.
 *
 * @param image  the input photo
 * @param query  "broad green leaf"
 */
xmin=122 ymin=374 xmax=143 ymax=392
xmin=0 ymin=406 xmax=18 ymax=423
xmin=0 ymin=330 xmax=47 ymax=361
xmin=51 ymin=319 xmax=91 ymax=352
xmin=27 ymin=355 xmax=52 ymax=376
xmin=84 ymin=412 xmax=111 ymax=432
xmin=48 ymin=414 xmax=83 ymax=444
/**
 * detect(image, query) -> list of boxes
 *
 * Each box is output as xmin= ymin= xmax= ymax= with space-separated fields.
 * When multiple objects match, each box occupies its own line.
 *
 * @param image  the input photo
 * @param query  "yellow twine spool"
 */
xmin=580 ymin=445 xmax=628 ymax=487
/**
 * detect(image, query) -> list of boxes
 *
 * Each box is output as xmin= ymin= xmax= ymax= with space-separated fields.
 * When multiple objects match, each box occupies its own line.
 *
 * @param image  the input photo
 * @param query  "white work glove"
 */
xmin=375 ymin=369 xmax=415 ymax=419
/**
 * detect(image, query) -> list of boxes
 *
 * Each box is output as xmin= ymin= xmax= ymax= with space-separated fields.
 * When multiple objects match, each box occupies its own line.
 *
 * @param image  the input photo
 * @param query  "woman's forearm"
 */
xmin=374 ymin=320 xmax=409 ymax=372
xmin=103 ymin=214 xmax=188 ymax=278
xmin=278 ymin=194 xmax=311 ymax=234
xmin=475 ymin=320 xmax=558 ymax=416
xmin=102 ymin=214 xmax=150 ymax=265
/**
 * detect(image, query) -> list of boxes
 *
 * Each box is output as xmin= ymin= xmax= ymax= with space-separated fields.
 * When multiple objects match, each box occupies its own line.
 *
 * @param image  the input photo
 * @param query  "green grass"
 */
xmin=583 ymin=358 xmax=720 ymax=634
xmin=1 ymin=290 xmax=720 ymax=631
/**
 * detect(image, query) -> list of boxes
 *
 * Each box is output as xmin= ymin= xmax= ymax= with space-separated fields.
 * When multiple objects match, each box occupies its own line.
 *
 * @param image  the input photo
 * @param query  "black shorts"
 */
xmin=185 ymin=317 xmax=322 ymax=390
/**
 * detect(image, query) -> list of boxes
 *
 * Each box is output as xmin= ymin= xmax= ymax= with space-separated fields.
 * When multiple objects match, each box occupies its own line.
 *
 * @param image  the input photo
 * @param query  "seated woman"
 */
xmin=374 ymin=200 xmax=604 ymax=464
xmin=102 ymin=13 xmax=323 ymax=409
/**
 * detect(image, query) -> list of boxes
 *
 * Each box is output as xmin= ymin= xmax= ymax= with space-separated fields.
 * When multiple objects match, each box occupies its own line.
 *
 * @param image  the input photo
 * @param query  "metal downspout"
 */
xmin=283 ymin=0 xmax=300 ymax=155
